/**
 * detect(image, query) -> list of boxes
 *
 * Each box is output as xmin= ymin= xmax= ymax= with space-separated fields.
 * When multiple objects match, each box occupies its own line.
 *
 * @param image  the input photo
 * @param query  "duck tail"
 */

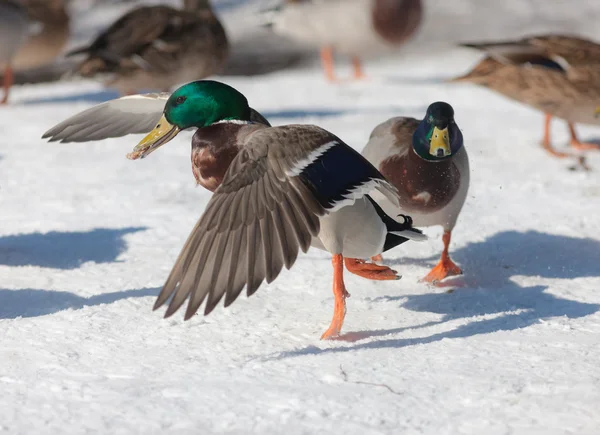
xmin=365 ymin=196 xmax=427 ymax=253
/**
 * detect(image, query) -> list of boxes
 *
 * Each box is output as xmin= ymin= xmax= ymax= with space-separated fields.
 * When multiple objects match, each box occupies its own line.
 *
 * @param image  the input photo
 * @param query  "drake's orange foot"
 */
xmin=422 ymin=257 xmax=462 ymax=283
xmin=322 ymin=254 xmax=348 ymax=340
xmin=321 ymin=289 xmax=347 ymax=339
xmin=344 ymin=258 xmax=400 ymax=281
xmin=321 ymin=302 xmax=345 ymax=339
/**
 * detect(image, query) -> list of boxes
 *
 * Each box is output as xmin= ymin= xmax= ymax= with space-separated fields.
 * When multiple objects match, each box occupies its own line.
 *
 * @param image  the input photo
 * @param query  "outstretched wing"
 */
xmin=154 ymin=124 xmax=399 ymax=319
xmin=42 ymin=93 xmax=170 ymax=143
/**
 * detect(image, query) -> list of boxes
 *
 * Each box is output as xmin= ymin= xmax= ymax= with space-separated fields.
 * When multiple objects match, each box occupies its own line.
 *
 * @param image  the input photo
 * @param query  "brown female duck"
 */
xmin=68 ymin=0 xmax=228 ymax=95
xmin=453 ymin=35 xmax=600 ymax=157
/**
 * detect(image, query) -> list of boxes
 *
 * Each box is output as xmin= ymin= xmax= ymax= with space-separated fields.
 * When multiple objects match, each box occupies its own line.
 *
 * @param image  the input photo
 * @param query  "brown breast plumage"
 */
xmin=379 ymin=148 xmax=461 ymax=213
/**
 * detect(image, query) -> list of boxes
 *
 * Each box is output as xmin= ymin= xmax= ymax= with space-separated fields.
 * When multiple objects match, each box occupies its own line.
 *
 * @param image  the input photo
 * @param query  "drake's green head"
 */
xmin=412 ymin=102 xmax=463 ymax=162
xmin=128 ymin=81 xmax=252 ymax=159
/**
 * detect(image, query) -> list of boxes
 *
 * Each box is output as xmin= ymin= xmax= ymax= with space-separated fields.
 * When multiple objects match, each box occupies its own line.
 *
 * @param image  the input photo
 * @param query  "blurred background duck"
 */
xmin=0 ymin=0 xmax=28 ymax=104
xmin=67 ymin=0 xmax=229 ymax=95
xmin=11 ymin=0 xmax=70 ymax=72
xmin=362 ymin=102 xmax=469 ymax=283
xmin=453 ymin=34 xmax=600 ymax=158
xmin=44 ymin=80 xmax=427 ymax=339
xmin=264 ymin=0 xmax=422 ymax=81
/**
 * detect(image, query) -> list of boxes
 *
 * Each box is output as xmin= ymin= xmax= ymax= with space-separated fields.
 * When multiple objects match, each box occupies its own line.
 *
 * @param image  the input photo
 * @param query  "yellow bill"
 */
xmin=595 ymin=106 xmax=600 ymax=118
xmin=429 ymin=126 xmax=451 ymax=157
xmin=127 ymin=114 xmax=180 ymax=160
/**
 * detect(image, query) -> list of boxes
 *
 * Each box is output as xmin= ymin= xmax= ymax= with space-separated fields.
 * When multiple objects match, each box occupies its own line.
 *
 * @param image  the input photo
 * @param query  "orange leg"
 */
xmin=321 ymin=254 xmax=349 ymax=340
xmin=541 ymin=114 xmax=570 ymax=158
xmin=422 ymin=231 xmax=462 ymax=283
xmin=2 ymin=65 xmax=13 ymax=105
xmin=371 ymin=254 xmax=383 ymax=264
xmin=568 ymin=122 xmax=600 ymax=151
xmin=320 ymin=46 xmax=336 ymax=82
xmin=344 ymin=257 xmax=400 ymax=281
xmin=352 ymin=56 xmax=365 ymax=80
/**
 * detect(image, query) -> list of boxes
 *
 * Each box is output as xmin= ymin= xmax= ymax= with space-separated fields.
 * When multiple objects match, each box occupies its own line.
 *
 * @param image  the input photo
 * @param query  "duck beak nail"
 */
xmin=127 ymin=114 xmax=180 ymax=160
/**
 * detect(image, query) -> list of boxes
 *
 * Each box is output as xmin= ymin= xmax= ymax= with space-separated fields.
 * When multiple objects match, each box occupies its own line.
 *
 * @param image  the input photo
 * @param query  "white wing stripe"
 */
xmin=328 ymin=178 xmax=386 ymax=212
xmin=285 ymin=140 xmax=337 ymax=177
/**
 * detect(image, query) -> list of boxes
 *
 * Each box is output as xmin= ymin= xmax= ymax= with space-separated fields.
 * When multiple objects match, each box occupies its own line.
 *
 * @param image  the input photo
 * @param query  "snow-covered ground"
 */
xmin=1 ymin=1 xmax=600 ymax=434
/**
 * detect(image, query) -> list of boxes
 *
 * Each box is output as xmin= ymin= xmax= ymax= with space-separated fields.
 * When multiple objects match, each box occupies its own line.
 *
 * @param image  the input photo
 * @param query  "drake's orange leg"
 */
xmin=344 ymin=257 xmax=400 ymax=281
xmin=371 ymin=254 xmax=383 ymax=263
xmin=321 ymin=254 xmax=349 ymax=340
xmin=1 ymin=66 xmax=13 ymax=105
xmin=320 ymin=46 xmax=336 ymax=82
xmin=352 ymin=56 xmax=365 ymax=80
xmin=422 ymin=231 xmax=462 ymax=283
xmin=541 ymin=114 xmax=569 ymax=158
xmin=568 ymin=122 xmax=600 ymax=151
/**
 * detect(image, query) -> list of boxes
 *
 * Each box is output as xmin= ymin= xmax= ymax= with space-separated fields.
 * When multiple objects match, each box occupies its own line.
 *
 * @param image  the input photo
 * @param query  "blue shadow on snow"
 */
xmin=271 ymin=230 xmax=600 ymax=359
xmin=0 ymin=227 xmax=146 ymax=269
xmin=0 ymin=287 xmax=159 ymax=319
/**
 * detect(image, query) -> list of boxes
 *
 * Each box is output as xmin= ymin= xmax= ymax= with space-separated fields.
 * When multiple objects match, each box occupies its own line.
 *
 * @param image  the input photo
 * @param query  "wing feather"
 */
xmin=42 ymin=93 xmax=170 ymax=143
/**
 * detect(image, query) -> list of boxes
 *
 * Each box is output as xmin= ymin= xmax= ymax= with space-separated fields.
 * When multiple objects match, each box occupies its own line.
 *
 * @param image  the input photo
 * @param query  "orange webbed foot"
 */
xmin=344 ymin=258 xmax=400 ymax=281
xmin=421 ymin=257 xmax=462 ymax=283
xmin=321 ymin=254 xmax=348 ymax=340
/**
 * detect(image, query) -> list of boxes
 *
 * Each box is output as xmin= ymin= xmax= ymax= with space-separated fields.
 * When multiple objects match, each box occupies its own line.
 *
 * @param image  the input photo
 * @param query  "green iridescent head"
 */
xmin=164 ymin=81 xmax=252 ymax=129
xmin=127 ymin=80 xmax=253 ymax=159
xmin=412 ymin=102 xmax=463 ymax=162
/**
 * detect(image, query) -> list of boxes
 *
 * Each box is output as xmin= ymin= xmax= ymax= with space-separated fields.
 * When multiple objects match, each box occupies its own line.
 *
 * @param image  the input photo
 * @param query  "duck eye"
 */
xmin=175 ymin=96 xmax=186 ymax=105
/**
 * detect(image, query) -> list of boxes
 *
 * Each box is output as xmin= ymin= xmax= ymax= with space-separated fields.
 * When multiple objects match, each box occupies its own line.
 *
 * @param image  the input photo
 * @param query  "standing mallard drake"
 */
xmin=453 ymin=35 xmax=600 ymax=157
xmin=43 ymin=80 xmax=426 ymax=339
xmin=362 ymin=102 xmax=469 ymax=283
xmin=0 ymin=0 xmax=28 ymax=104
xmin=11 ymin=0 xmax=70 ymax=72
xmin=68 ymin=0 xmax=228 ymax=95
xmin=265 ymin=0 xmax=422 ymax=81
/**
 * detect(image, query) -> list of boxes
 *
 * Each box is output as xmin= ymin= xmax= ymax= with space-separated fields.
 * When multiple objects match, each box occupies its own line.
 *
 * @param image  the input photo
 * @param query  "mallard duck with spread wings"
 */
xmin=44 ymin=80 xmax=427 ymax=339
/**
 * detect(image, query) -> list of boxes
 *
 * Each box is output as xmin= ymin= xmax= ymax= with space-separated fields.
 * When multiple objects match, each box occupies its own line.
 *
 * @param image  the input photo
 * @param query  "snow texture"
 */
xmin=1 ymin=1 xmax=600 ymax=434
